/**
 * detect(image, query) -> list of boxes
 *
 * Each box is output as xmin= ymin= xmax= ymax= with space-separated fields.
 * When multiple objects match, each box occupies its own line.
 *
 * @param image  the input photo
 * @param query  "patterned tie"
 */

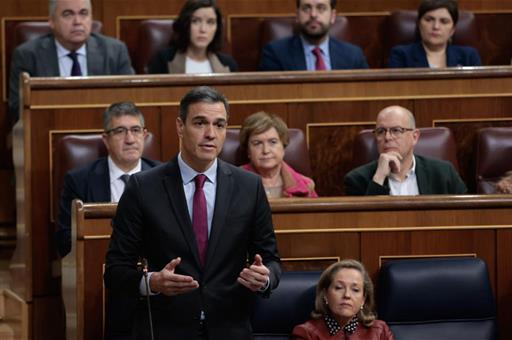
xmin=193 ymin=174 xmax=208 ymax=267
xmin=312 ymin=47 xmax=327 ymax=71
xmin=68 ymin=52 xmax=82 ymax=76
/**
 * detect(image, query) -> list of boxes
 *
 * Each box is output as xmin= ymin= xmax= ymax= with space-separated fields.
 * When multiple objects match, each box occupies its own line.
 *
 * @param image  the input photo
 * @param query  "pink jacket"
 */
xmin=241 ymin=162 xmax=318 ymax=198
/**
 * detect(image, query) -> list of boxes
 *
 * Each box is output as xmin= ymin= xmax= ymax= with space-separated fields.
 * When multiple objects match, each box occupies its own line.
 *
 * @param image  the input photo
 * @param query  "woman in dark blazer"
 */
xmin=148 ymin=0 xmax=237 ymax=74
xmin=388 ymin=0 xmax=481 ymax=68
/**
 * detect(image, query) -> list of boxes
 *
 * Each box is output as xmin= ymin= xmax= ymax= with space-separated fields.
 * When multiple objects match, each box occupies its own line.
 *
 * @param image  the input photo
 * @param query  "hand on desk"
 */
xmin=149 ymin=257 xmax=199 ymax=296
xmin=237 ymin=254 xmax=270 ymax=292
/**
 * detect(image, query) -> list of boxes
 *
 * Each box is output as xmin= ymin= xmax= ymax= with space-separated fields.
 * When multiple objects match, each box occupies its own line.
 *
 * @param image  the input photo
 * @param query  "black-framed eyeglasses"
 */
xmin=373 ymin=126 xmax=414 ymax=139
xmin=105 ymin=125 xmax=145 ymax=137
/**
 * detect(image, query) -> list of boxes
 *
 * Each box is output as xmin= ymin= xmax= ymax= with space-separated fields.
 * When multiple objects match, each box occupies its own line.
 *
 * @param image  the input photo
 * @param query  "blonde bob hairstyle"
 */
xmin=312 ymin=259 xmax=377 ymax=327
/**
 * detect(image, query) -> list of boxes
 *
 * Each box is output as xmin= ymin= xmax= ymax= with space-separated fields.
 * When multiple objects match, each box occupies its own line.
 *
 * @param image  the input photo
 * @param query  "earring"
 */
xmin=360 ymin=304 xmax=364 ymax=310
xmin=324 ymin=298 xmax=328 ymax=305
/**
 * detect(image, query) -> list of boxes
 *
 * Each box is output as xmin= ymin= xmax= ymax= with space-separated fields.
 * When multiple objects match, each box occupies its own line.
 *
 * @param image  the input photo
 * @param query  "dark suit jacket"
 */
xmin=9 ymin=32 xmax=134 ymax=124
xmin=104 ymin=157 xmax=281 ymax=340
xmin=56 ymin=157 xmax=159 ymax=339
xmin=344 ymin=155 xmax=467 ymax=195
xmin=259 ymin=35 xmax=369 ymax=71
xmin=388 ymin=41 xmax=482 ymax=68
xmin=55 ymin=157 xmax=159 ymax=258
xmin=148 ymin=45 xmax=238 ymax=74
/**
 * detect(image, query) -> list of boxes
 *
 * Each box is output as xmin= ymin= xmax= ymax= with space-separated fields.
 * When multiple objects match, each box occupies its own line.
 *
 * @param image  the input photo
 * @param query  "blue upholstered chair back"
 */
xmin=251 ymin=271 xmax=321 ymax=340
xmin=378 ymin=257 xmax=496 ymax=340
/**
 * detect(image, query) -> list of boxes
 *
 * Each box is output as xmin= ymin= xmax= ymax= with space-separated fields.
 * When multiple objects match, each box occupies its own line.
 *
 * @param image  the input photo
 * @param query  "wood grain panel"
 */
xmin=10 ymin=69 xmax=512 ymax=339
xmin=60 ymin=196 xmax=512 ymax=340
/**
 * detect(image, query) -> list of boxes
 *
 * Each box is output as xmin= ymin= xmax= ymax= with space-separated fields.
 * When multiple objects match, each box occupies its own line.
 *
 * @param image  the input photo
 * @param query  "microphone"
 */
xmin=142 ymin=258 xmax=155 ymax=340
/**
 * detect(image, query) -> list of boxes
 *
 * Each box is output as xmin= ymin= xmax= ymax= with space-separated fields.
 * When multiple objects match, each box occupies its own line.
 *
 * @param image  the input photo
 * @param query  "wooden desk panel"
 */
xmin=62 ymin=196 xmax=512 ymax=340
xmin=10 ymin=68 xmax=512 ymax=339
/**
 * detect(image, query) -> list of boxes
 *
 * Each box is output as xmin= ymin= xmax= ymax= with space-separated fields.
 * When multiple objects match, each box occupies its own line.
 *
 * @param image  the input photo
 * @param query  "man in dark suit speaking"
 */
xmin=9 ymin=0 xmax=134 ymax=124
xmin=259 ymin=0 xmax=368 ymax=71
xmin=104 ymin=86 xmax=281 ymax=339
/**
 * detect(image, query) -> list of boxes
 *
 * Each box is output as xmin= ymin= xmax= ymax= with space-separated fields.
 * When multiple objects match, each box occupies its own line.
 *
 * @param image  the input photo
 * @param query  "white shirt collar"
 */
xmin=108 ymin=156 xmax=142 ymax=184
xmin=55 ymin=39 xmax=87 ymax=58
xmin=177 ymin=153 xmax=217 ymax=185
xmin=389 ymin=155 xmax=416 ymax=181
xmin=300 ymin=35 xmax=330 ymax=56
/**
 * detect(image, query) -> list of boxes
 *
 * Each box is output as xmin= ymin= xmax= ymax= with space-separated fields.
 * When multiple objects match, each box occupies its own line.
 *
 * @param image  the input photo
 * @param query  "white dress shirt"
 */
xmin=301 ymin=36 xmax=332 ymax=71
xmin=140 ymin=154 xmax=218 ymax=295
xmin=55 ymin=40 xmax=88 ymax=76
xmin=107 ymin=156 xmax=142 ymax=202
xmin=388 ymin=156 xmax=420 ymax=196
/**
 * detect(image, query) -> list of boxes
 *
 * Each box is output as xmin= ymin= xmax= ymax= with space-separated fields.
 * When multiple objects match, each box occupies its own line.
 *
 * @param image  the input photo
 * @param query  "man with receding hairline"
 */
xmin=344 ymin=105 xmax=467 ymax=195
xmin=8 ymin=0 xmax=133 ymax=125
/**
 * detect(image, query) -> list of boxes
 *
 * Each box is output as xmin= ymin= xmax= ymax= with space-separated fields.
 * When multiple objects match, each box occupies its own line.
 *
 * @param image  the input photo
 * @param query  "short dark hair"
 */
xmin=312 ymin=259 xmax=376 ymax=327
xmin=179 ymin=86 xmax=229 ymax=121
xmin=418 ymin=0 xmax=459 ymax=25
xmin=171 ymin=0 xmax=224 ymax=53
xmin=103 ymin=101 xmax=145 ymax=131
xmin=296 ymin=0 xmax=337 ymax=9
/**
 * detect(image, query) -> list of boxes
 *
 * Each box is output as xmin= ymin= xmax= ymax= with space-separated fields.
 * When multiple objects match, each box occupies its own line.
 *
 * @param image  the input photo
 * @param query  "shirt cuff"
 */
xmin=259 ymin=276 xmax=270 ymax=292
xmin=139 ymin=272 xmax=158 ymax=296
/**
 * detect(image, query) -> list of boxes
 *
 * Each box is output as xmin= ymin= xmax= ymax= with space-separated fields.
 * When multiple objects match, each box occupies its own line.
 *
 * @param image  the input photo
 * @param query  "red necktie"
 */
xmin=312 ymin=47 xmax=327 ymax=71
xmin=193 ymin=174 xmax=208 ymax=267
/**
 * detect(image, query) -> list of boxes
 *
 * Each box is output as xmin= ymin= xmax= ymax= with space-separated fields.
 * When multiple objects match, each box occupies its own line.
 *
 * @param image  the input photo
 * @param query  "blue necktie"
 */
xmin=68 ymin=52 xmax=82 ymax=76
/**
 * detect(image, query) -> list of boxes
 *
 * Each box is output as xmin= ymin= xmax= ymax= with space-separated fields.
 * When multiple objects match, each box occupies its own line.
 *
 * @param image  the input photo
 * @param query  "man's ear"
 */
xmin=176 ymin=117 xmax=184 ymax=138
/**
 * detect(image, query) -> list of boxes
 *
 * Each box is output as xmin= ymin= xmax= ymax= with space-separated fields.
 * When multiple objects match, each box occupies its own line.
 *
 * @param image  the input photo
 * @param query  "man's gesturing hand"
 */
xmin=237 ymin=254 xmax=270 ymax=292
xmin=149 ymin=257 xmax=199 ymax=296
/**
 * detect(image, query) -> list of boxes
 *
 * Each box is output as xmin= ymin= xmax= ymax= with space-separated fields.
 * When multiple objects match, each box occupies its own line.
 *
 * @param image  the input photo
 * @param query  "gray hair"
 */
xmin=103 ymin=101 xmax=145 ymax=131
xmin=49 ymin=0 xmax=92 ymax=17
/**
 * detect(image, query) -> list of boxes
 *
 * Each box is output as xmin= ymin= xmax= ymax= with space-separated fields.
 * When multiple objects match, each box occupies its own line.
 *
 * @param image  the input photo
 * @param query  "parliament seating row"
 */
xmin=113 ymin=10 xmax=482 ymax=73
xmin=53 ymin=126 xmax=512 ymax=203
xmin=4 ymin=9 xmax=512 ymax=100
xmin=223 ymin=257 xmax=498 ymax=339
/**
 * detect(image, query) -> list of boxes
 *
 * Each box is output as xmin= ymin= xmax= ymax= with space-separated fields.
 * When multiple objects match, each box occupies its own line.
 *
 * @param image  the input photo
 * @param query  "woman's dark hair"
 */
xmin=171 ymin=0 xmax=224 ymax=53
xmin=415 ymin=0 xmax=458 ymax=41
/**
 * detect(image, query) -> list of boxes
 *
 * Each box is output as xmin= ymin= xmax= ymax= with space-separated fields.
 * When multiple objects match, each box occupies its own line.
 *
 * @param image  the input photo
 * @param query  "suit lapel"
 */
xmin=141 ymin=159 xmax=152 ymax=171
xmin=415 ymin=156 xmax=431 ymax=194
xmin=86 ymin=34 xmax=103 ymax=75
xmin=88 ymin=158 xmax=110 ymax=201
xmin=162 ymin=159 xmax=203 ymax=268
xmin=445 ymin=45 xmax=459 ymax=67
xmin=168 ymin=52 xmax=186 ymax=74
xmin=204 ymin=160 xmax=233 ymax=275
xmin=413 ymin=42 xmax=429 ymax=67
xmin=42 ymin=35 xmax=60 ymax=76
xmin=292 ymin=36 xmax=307 ymax=70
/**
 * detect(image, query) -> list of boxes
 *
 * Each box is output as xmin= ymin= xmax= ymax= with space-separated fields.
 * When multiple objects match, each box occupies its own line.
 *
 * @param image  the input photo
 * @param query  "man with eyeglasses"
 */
xmin=344 ymin=105 xmax=466 ymax=195
xmin=259 ymin=0 xmax=368 ymax=71
xmin=55 ymin=101 xmax=159 ymax=338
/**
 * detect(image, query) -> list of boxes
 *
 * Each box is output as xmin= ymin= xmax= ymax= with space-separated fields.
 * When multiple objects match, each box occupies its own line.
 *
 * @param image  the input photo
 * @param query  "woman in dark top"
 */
xmin=388 ymin=0 xmax=481 ymax=68
xmin=148 ymin=0 xmax=237 ymax=74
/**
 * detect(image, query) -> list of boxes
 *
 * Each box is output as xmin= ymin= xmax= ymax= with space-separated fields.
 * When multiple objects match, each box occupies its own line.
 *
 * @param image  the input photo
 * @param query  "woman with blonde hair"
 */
xmin=292 ymin=259 xmax=393 ymax=339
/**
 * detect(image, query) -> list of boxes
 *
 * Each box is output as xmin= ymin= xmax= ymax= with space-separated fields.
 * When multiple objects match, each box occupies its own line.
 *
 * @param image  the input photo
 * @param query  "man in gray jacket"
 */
xmin=9 ymin=0 xmax=134 ymax=124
